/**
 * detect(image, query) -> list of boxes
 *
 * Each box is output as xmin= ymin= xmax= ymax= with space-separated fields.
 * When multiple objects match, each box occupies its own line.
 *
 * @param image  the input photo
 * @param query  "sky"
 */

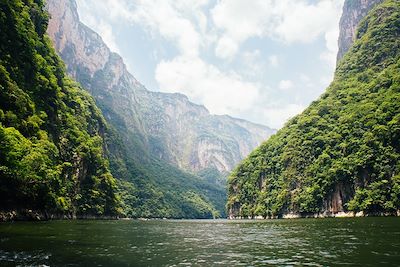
xmin=75 ymin=0 xmax=344 ymax=129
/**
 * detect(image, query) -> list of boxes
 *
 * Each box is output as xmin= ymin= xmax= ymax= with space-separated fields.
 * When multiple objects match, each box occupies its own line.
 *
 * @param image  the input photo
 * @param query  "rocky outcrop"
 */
xmin=337 ymin=0 xmax=384 ymax=63
xmin=47 ymin=0 xmax=147 ymax=140
xmin=46 ymin=0 xmax=275 ymax=175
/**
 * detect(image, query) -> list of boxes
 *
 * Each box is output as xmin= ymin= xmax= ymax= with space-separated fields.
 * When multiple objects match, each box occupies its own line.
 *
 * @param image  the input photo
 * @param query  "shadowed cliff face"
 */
xmin=46 ymin=0 xmax=274 ymax=175
xmin=337 ymin=0 xmax=384 ymax=63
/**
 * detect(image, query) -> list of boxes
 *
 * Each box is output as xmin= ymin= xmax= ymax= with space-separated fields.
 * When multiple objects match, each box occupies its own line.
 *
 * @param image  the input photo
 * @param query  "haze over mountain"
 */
xmin=47 ymin=0 xmax=274 ymax=178
xmin=74 ymin=0 xmax=345 ymax=130
xmin=1 ymin=2 xmax=400 ymax=266
xmin=1 ymin=0 xmax=398 ymax=223
xmin=1 ymin=0 xmax=242 ymax=220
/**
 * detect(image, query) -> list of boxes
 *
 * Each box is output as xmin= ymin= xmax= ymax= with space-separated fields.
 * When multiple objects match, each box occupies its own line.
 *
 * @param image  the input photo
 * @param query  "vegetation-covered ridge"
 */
xmin=227 ymin=0 xmax=400 ymax=218
xmin=0 ymin=0 xmax=121 ymax=217
xmin=0 ymin=0 xmax=224 ymax=220
xmin=45 ymin=0 xmax=227 ymax=219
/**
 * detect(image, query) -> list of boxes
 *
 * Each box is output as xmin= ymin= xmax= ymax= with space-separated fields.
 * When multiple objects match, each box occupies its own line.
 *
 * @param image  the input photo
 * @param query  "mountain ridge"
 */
xmin=46 ymin=0 xmax=275 ymax=175
xmin=0 ymin=0 xmax=228 ymax=220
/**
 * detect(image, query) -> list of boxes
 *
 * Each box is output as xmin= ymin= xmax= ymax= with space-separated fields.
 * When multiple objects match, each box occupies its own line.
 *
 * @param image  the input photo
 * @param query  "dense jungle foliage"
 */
xmin=0 ymin=0 xmax=121 ymax=216
xmin=227 ymin=0 xmax=400 ymax=218
xmin=0 ymin=0 xmax=223 ymax=219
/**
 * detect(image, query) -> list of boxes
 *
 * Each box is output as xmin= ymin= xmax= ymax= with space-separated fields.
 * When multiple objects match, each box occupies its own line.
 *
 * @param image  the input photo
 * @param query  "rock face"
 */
xmin=46 ymin=0 xmax=274 ymax=175
xmin=337 ymin=0 xmax=384 ymax=63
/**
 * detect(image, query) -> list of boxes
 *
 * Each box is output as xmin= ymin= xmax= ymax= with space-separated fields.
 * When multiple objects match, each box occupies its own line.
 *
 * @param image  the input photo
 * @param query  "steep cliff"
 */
xmin=0 ymin=0 xmax=227 ymax=220
xmin=228 ymin=0 xmax=400 ymax=218
xmin=0 ymin=0 xmax=120 ymax=218
xmin=45 ymin=0 xmax=233 ymax=218
xmin=46 ymin=0 xmax=274 ymax=177
xmin=337 ymin=0 xmax=384 ymax=63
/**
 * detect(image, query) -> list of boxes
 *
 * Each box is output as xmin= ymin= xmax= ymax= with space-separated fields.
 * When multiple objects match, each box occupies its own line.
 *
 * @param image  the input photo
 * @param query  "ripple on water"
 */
xmin=0 ymin=250 xmax=51 ymax=265
xmin=0 ymin=218 xmax=399 ymax=266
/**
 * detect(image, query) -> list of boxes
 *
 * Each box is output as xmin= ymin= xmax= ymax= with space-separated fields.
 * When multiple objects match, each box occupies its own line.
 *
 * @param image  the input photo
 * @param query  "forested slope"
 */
xmin=0 ymin=0 xmax=120 ymax=218
xmin=46 ymin=0 xmax=274 ymax=184
xmin=227 ymin=0 xmax=400 ymax=218
xmin=0 ymin=0 xmax=224 ymax=220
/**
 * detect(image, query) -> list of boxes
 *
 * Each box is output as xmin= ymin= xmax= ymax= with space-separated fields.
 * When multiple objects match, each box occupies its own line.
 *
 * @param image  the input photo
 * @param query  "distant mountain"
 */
xmin=227 ymin=0 xmax=400 ymax=218
xmin=46 ymin=0 xmax=275 ymax=179
xmin=0 ymin=0 xmax=229 ymax=220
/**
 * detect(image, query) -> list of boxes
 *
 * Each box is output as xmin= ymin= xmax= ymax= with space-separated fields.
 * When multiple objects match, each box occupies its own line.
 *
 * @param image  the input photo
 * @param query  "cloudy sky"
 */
xmin=75 ymin=0 xmax=344 ymax=129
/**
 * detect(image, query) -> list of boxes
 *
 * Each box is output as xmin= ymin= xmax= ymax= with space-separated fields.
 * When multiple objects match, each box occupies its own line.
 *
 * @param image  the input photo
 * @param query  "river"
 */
xmin=0 ymin=217 xmax=399 ymax=266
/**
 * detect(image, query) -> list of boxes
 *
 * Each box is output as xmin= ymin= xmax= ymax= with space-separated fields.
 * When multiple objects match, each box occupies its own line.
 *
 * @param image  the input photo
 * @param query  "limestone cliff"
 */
xmin=337 ymin=0 xmax=384 ymax=63
xmin=46 ymin=0 xmax=274 ymax=175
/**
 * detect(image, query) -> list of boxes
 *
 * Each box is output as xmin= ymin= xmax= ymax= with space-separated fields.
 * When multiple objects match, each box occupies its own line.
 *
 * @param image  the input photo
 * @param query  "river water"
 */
xmin=0 ymin=217 xmax=399 ymax=266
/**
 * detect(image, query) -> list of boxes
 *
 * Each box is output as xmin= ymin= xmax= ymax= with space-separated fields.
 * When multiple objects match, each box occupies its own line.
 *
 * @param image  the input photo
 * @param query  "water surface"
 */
xmin=0 ymin=217 xmax=399 ymax=266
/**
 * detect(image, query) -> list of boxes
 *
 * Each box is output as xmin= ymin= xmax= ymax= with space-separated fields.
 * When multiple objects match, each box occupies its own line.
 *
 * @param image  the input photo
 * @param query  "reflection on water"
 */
xmin=0 ymin=217 xmax=399 ymax=266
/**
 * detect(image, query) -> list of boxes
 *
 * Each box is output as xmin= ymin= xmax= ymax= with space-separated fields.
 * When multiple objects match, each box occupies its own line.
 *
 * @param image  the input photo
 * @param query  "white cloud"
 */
xmin=211 ymin=0 xmax=272 ymax=59
xmin=274 ymin=1 xmax=343 ymax=44
xmin=211 ymin=0 xmax=272 ymax=41
xmin=155 ymin=56 xmax=260 ymax=115
xmin=96 ymin=22 xmax=120 ymax=53
xmin=75 ymin=1 xmax=120 ymax=53
xmin=279 ymin=80 xmax=293 ymax=90
xmin=242 ymin=50 xmax=261 ymax=63
xmin=211 ymin=0 xmax=344 ymax=59
xmin=75 ymin=0 xmax=344 ymax=129
xmin=268 ymin=55 xmax=279 ymax=67
xmin=130 ymin=1 xmax=202 ymax=57
xmin=77 ymin=0 xmax=207 ymax=57
xmin=262 ymin=103 xmax=305 ymax=129
xmin=215 ymin=36 xmax=239 ymax=60
xmin=299 ymin=74 xmax=314 ymax=88
xmin=76 ymin=0 xmax=132 ymax=27
xmin=78 ymin=0 xmax=264 ymax=117
xmin=320 ymin=75 xmax=334 ymax=88
xmin=320 ymin=26 xmax=341 ymax=68
xmin=240 ymin=50 xmax=266 ymax=78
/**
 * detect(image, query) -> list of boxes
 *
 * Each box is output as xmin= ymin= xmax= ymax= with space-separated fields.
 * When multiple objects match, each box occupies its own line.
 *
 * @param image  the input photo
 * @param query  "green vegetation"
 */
xmin=75 ymin=66 xmax=225 ymax=219
xmin=98 ymin=105 xmax=225 ymax=219
xmin=0 ymin=0 xmax=223 ymax=219
xmin=0 ymin=0 xmax=120 ymax=216
xmin=227 ymin=0 xmax=400 ymax=218
xmin=113 ymin=155 xmax=225 ymax=219
xmin=72 ymin=47 xmax=225 ymax=219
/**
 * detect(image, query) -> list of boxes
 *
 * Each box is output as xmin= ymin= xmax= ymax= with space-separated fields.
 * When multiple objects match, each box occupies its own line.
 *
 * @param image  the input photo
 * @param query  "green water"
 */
xmin=0 ymin=218 xmax=399 ymax=266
